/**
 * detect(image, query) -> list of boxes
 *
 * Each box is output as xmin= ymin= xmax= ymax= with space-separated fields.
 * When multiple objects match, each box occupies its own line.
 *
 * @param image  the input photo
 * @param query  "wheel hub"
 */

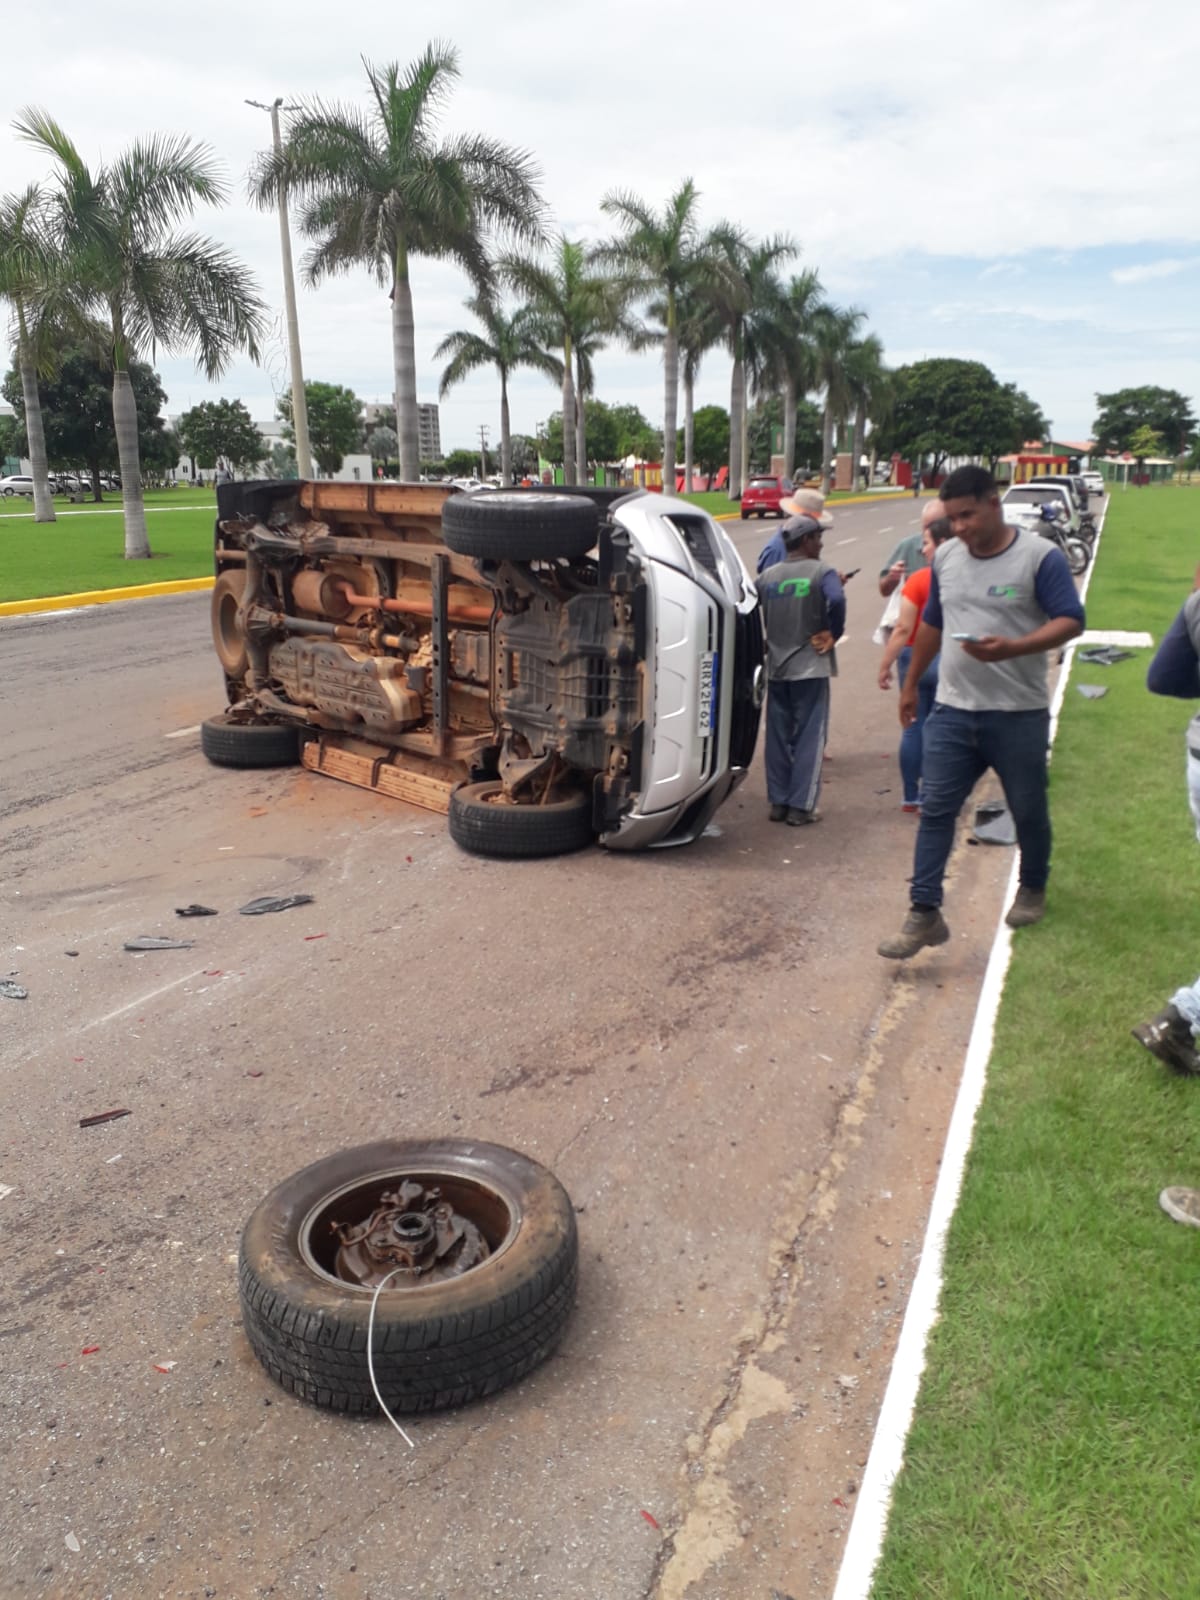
xmin=332 ymin=1180 xmax=491 ymax=1288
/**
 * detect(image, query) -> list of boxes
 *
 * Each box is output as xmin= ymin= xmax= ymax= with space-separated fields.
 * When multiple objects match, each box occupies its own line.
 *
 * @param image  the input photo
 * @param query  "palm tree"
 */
xmin=17 ymin=109 xmax=265 ymax=559
xmin=250 ymin=46 xmax=546 ymax=483
xmin=674 ymin=285 xmax=723 ymax=492
xmin=501 ymin=237 xmax=615 ymax=485
xmin=435 ymin=292 xmax=561 ymax=485
xmin=844 ymin=333 xmax=886 ymax=489
xmin=0 ymin=185 xmax=58 ymax=523
xmin=760 ymin=270 xmax=825 ymax=479
xmin=599 ymin=178 xmax=705 ymax=496
xmin=813 ymin=304 xmax=866 ymax=494
xmin=706 ymin=227 xmax=796 ymax=498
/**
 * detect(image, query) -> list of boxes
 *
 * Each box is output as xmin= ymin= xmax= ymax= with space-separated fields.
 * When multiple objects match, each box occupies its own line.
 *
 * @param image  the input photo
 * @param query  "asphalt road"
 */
xmin=1 ymin=493 xmax=1016 ymax=1600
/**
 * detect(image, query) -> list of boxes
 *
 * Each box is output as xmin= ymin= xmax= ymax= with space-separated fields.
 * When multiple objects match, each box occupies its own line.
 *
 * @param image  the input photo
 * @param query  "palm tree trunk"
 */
xmin=783 ymin=377 xmax=796 ymax=479
xmin=575 ymin=351 xmax=587 ymax=486
xmin=112 ymin=364 xmax=150 ymax=559
xmin=739 ymin=369 xmax=750 ymax=497
xmin=392 ymin=247 xmax=420 ymax=482
xmin=854 ymin=400 xmax=867 ymax=488
xmin=499 ymin=373 xmax=512 ymax=488
xmin=561 ymin=335 xmax=576 ymax=485
xmin=18 ymin=342 xmax=55 ymax=524
xmin=820 ymin=402 xmax=835 ymax=495
xmin=727 ymin=344 xmax=743 ymax=502
xmin=662 ymin=301 xmax=678 ymax=494
xmin=683 ymin=373 xmax=695 ymax=494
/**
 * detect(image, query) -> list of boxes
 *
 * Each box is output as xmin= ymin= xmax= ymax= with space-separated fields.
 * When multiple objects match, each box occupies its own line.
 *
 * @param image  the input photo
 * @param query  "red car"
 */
xmin=739 ymin=475 xmax=794 ymax=518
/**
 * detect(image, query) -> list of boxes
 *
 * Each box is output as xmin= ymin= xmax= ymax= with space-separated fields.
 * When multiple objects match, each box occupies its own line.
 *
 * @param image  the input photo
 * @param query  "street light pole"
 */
xmin=247 ymin=96 xmax=312 ymax=480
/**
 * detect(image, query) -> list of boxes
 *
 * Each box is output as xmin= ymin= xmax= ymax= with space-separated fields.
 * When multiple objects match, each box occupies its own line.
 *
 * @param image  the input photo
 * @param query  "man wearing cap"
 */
xmin=756 ymin=516 xmax=846 ymax=824
xmin=756 ymin=487 xmax=833 ymax=574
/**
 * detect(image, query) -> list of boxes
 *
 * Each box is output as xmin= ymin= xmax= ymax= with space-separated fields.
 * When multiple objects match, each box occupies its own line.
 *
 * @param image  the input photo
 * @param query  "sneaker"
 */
xmin=786 ymin=807 xmax=821 ymax=825
xmin=900 ymin=802 xmax=920 ymax=814
xmin=1159 ymin=1187 xmax=1200 ymax=1228
xmin=769 ymin=803 xmax=788 ymax=822
xmin=1132 ymin=1005 xmax=1200 ymax=1075
xmin=877 ymin=906 xmax=950 ymax=960
xmin=1005 ymin=887 xmax=1046 ymax=928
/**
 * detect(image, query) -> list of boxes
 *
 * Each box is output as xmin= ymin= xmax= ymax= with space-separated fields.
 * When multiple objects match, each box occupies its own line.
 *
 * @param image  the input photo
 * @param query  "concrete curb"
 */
xmin=0 ymin=575 xmax=215 ymax=618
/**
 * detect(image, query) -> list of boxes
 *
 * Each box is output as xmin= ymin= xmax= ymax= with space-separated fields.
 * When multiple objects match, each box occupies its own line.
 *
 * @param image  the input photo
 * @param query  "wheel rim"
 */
xmin=213 ymin=574 xmax=247 ymax=674
xmin=299 ymin=1165 xmax=520 ymax=1293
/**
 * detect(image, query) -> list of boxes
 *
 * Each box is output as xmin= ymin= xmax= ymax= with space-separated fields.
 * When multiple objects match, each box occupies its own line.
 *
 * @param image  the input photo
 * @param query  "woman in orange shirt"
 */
xmin=877 ymin=515 xmax=952 ymax=810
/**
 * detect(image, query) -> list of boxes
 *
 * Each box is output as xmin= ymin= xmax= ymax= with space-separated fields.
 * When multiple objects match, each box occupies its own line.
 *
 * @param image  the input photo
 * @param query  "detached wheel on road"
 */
xmin=238 ymin=1138 xmax=578 ymax=1416
xmin=200 ymin=711 xmax=301 ymax=768
xmin=441 ymin=491 xmax=599 ymax=562
xmin=448 ymin=781 xmax=594 ymax=858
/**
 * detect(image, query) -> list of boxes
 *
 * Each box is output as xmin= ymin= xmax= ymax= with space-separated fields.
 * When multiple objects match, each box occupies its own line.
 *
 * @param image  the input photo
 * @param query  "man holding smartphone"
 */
xmin=878 ymin=465 xmax=1085 ymax=959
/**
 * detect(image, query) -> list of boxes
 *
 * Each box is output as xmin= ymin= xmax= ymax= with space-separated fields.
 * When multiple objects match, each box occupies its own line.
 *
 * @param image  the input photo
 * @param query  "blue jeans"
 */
xmin=897 ymin=647 xmax=939 ymax=804
xmin=910 ymin=704 xmax=1051 ymax=908
xmin=765 ymin=677 xmax=829 ymax=811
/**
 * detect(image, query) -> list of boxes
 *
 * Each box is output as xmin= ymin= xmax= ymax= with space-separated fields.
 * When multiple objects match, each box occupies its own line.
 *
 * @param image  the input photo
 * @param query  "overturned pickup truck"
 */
xmin=202 ymin=481 xmax=763 ymax=857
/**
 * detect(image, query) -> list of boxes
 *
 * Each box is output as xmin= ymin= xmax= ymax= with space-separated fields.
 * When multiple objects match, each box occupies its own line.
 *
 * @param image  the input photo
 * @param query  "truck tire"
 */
xmin=211 ymin=570 xmax=249 ymax=678
xmin=441 ymin=492 xmax=598 ymax=561
xmin=238 ymin=1138 xmax=578 ymax=1416
xmin=448 ymin=781 xmax=594 ymax=857
xmin=200 ymin=711 xmax=301 ymax=768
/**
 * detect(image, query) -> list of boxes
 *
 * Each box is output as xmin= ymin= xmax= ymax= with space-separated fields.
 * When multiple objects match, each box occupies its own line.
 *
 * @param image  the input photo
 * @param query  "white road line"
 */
xmin=878 ymin=526 xmax=894 ymax=534
xmin=833 ymin=503 xmax=1109 ymax=1600
xmin=836 ymin=536 xmax=858 ymax=545
xmin=0 ymin=502 xmax=214 ymax=522
xmin=80 ymin=968 xmax=210 ymax=1033
xmin=164 ymin=724 xmax=201 ymax=740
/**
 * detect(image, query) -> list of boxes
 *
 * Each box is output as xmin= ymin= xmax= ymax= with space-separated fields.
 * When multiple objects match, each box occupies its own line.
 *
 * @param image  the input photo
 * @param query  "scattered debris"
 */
xmin=239 ymin=894 xmax=314 ymax=916
xmin=246 ymin=1070 xmax=264 ymax=1078
xmin=1077 ymin=645 xmax=1134 ymax=666
xmin=0 ymin=980 xmax=28 ymax=1000
xmin=972 ymin=802 xmax=1017 ymax=847
xmin=152 ymin=1361 xmax=177 ymax=1374
xmin=836 ymin=1373 xmax=860 ymax=1394
xmin=832 ymin=1496 xmax=848 ymax=1509
xmin=81 ymin=1346 xmax=100 ymax=1356
xmin=303 ymin=932 xmax=328 ymax=941
xmin=64 ymin=1533 xmax=81 ymax=1553
xmin=175 ymin=904 xmax=219 ymax=918
xmin=105 ymin=1154 xmax=123 ymax=1165
xmin=123 ymin=936 xmax=195 ymax=952
xmin=1076 ymin=683 xmax=1108 ymax=700
xmin=247 ymin=807 xmax=269 ymax=818
xmin=0 ymin=1184 xmax=14 ymax=1200
xmin=79 ymin=1109 xmax=132 ymax=1128
xmin=65 ymin=950 xmax=79 ymax=957
xmin=640 ymin=1510 xmax=661 ymax=1531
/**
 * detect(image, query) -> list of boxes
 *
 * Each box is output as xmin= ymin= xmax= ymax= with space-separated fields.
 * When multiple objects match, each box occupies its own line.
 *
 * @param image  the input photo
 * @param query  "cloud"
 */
xmin=979 ymin=261 xmax=1025 ymax=279
xmin=1111 ymin=257 xmax=1200 ymax=285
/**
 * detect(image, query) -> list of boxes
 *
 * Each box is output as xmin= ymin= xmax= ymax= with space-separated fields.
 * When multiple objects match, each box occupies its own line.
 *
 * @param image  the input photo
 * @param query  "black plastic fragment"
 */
xmin=0 ymin=980 xmax=28 ymax=1000
xmin=176 ymin=904 xmax=219 ymax=918
xmin=238 ymin=894 xmax=315 ymax=916
xmin=123 ymin=936 xmax=196 ymax=951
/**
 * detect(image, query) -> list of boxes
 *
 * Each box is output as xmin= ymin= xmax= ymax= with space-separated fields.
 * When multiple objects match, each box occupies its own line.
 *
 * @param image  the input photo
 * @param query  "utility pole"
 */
xmin=246 ymin=96 xmax=312 ymax=480
xmin=478 ymin=424 xmax=490 ymax=481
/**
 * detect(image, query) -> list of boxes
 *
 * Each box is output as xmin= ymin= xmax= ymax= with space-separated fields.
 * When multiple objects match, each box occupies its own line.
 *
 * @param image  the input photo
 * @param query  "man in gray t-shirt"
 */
xmin=878 ymin=465 xmax=1085 ymax=959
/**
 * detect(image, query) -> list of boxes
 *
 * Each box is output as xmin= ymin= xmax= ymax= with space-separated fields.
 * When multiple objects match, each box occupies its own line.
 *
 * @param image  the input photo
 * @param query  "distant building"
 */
xmin=418 ymin=403 xmax=441 ymax=462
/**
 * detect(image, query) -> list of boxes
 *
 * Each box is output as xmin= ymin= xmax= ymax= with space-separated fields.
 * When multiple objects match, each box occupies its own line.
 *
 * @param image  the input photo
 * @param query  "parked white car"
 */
xmin=1002 ymin=483 xmax=1081 ymax=533
xmin=1081 ymin=470 xmax=1105 ymax=497
xmin=0 ymin=474 xmax=34 ymax=497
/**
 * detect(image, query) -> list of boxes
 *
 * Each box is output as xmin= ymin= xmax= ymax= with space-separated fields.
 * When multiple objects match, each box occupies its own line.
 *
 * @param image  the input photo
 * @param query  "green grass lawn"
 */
xmin=0 ymin=494 xmax=218 ymax=600
xmin=870 ymin=485 xmax=1200 ymax=1598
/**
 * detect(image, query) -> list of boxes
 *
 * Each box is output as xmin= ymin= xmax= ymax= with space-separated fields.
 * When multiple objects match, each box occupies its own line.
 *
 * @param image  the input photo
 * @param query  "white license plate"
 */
xmin=697 ymin=651 xmax=718 ymax=735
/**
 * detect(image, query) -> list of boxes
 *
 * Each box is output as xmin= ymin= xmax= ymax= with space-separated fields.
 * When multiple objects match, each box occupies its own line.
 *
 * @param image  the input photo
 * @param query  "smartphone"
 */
xmin=842 ymin=568 xmax=860 ymax=580
xmin=951 ymin=632 xmax=979 ymax=642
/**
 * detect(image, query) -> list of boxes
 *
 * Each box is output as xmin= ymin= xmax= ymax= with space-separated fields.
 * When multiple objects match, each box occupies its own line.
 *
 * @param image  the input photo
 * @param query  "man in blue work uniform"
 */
xmin=756 ymin=515 xmax=846 ymax=825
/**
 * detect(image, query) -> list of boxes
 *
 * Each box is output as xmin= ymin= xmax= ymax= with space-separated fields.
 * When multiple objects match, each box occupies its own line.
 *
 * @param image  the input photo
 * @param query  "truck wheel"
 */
xmin=200 ymin=712 xmax=301 ymax=768
xmin=448 ymin=781 xmax=594 ymax=857
xmin=238 ymin=1138 xmax=578 ymax=1416
xmin=211 ymin=570 xmax=249 ymax=678
xmin=441 ymin=492 xmax=598 ymax=562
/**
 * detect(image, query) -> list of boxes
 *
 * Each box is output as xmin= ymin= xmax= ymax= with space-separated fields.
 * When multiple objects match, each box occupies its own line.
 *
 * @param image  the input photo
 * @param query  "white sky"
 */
xmin=6 ymin=0 xmax=1200 ymax=448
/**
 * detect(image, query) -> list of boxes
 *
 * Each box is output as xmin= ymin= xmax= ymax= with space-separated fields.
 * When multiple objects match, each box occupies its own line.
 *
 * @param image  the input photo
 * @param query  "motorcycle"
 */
xmin=1037 ymin=503 xmax=1090 ymax=577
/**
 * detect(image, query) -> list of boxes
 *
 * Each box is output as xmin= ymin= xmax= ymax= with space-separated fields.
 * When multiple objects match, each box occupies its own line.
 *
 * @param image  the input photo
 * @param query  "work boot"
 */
xmin=1132 ymin=1005 xmax=1200 ymax=1076
xmin=1005 ymin=887 xmax=1046 ymax=928
xmin=786 ymin=807 xmax=821 ymax=825
xmin=769 ymin=803 xmax=788 ymax=822
xmin=877 ymin=905 xmax=950 ymax=960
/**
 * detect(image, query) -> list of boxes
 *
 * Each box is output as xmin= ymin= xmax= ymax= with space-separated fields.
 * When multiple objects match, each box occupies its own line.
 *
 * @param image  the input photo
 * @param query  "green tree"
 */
xmin=599 ymin=178 xmax=707 ymax=497
xmin=752 ymin=269 xmax=824 ymax=480
xmin=17 ymin=108 xmax=265 ymax=558
xmin=2 ymin=346 xmax=169 ymax=499
xmin=686 ymin=403 xmax=730 ymax=482
xmin=606 ymin=402 xmax=660 ymax=461
xmin=435 ymin=291 xmax=560 ymax=486
xmin=443 ymin=447 xmax=480 ymax=477
xmin=675 ymin=283 xmax=724 ymax=491
xmin=278 ymin=380 xmax=362 ymax=476
xmin=177 ymin=398 xmax=264 ymax=475
xmin=811 ymin=303 xmax=866 ymax=492
xmin=886 ymin=358 xmax=1035 ymax=480
xmin=1128 ymin=422 xmax=1164 ymax=483
xmin=366 ymin=424 xmax=397 ymax=464
xmin=508 ymin=433 xmax=538 ymax=477
xmin=0 ymin=185 xmax=60 ymax=522
xmin=705 ymin=226 xmax=796 ymax=498
xmin=251 ymin=45 xmax=545 ymax=482
xmin=844 ymin=333 xmax=887 ymax=484
xmin=1093 ymin=386 xmax=1196 ymax=456
xmin=269 ymin=439 xmax=297 ymax=478
xmin=501 ymin=237 xmax=623 ymax=483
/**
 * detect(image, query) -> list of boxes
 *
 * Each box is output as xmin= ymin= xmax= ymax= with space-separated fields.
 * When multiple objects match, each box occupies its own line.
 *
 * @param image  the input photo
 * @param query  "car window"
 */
xmin=1005 ymin=487 xmax=1065 ymax=505
xmin=747 ymin=478 xmax=778 ymax=490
